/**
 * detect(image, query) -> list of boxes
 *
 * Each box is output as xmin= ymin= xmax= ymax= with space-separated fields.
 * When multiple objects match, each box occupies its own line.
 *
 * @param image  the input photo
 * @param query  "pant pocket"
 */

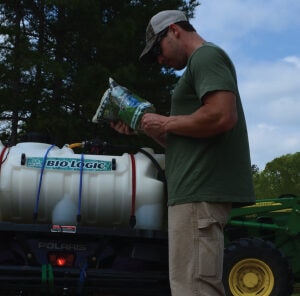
xmin=197 ymin=219 xmax=223 ymax=279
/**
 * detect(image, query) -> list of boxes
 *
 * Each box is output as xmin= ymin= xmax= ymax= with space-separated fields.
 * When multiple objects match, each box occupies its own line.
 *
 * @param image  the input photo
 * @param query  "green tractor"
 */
xmin=223 ymin=194 xmax=300 ymax=296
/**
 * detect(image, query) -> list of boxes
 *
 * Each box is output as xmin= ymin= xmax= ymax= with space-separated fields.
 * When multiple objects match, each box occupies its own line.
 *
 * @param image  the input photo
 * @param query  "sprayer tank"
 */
xmin=0 ymin=141 xmax=165 ymax=230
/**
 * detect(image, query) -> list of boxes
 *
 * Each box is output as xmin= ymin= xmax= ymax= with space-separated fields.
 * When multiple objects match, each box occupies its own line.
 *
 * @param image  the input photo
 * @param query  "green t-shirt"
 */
xmin=165 ymin=42 xmax=255 ymax=206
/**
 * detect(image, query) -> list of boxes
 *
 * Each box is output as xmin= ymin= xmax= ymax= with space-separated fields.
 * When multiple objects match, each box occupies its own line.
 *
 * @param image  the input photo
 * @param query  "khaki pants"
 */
xmin=168 ymin=202 xmax=231 ymax=296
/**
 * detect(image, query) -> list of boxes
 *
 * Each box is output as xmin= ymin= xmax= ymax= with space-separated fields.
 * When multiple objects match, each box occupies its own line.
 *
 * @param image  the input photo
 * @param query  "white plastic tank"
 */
xmin=0 ymin=141 xmax=166 ymax=230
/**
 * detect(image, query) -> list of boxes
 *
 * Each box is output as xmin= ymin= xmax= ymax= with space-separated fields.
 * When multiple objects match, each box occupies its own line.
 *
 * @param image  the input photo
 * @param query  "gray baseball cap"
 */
xmin=139 ymin=10 xmax=187 ymax=63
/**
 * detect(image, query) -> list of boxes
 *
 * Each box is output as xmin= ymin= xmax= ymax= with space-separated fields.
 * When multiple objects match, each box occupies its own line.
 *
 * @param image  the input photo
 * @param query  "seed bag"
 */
xmin=92 ymin=78 xmax=156 ymax=130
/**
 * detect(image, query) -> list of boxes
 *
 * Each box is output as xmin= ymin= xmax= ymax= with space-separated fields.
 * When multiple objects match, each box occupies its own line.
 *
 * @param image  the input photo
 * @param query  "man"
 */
xmin=111 ymin=10 xmax=255 ymax=296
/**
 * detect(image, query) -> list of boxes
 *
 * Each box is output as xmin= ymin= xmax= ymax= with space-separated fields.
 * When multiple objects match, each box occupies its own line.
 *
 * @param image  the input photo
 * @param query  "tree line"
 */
xmin=252 ymin=152 xmax=300 ymax=199
xmin=0 ymin=0 xmax=198 ymax=147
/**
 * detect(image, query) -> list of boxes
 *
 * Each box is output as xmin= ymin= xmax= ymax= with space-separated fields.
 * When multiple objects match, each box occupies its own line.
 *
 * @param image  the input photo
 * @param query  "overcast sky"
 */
xmin=190 ymin=0 xmax=300 ymax=170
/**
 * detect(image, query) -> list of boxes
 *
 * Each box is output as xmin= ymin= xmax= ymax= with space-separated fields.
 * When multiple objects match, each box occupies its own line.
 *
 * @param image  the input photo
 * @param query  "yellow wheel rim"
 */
xmin=228 ymin=258 xmax=274 ymax=296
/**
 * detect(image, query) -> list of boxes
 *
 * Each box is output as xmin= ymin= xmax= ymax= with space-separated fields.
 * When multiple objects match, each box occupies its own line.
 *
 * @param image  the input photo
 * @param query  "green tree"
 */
xmin=0 ymin=0 xmax=33 ymax=144
xmin=0 ymin=0 xmax=199 ymax=149
xmin=253 ymin=152 xmax=300 ymax=199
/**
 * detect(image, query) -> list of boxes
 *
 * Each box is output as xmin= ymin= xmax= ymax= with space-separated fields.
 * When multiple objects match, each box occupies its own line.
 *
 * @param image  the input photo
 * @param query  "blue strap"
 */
xmin=33 ymin=144 xmax=55 ymax=220
xmin=77 ymin=153 xmax=84 ymax=223
xmin=77 ymin=262 xmax=87 ymax=295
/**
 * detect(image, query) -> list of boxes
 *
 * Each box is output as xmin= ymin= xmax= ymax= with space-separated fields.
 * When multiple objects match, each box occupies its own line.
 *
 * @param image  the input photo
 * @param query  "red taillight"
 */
xmin=48 ymin=253 xmax=75 ymax=267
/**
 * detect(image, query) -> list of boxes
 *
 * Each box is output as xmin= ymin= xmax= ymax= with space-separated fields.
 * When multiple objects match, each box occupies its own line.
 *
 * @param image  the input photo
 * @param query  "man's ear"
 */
xmin=169 ymin=23 xmax=180 ymax=37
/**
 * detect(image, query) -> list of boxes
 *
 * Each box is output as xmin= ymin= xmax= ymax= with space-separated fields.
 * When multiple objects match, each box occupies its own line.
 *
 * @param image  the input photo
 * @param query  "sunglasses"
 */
xmin=150 ymin=28 xmax=169 ymax=58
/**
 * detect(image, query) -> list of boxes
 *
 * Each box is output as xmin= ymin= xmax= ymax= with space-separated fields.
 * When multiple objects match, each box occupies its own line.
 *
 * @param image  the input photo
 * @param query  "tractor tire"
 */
xmin=223 ymin=238 xmax=294 ymax=296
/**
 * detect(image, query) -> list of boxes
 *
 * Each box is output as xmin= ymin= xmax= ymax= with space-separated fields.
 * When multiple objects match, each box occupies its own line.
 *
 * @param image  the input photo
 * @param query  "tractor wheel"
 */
xmin=223 ymin=238 xmax=294 ymax=296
